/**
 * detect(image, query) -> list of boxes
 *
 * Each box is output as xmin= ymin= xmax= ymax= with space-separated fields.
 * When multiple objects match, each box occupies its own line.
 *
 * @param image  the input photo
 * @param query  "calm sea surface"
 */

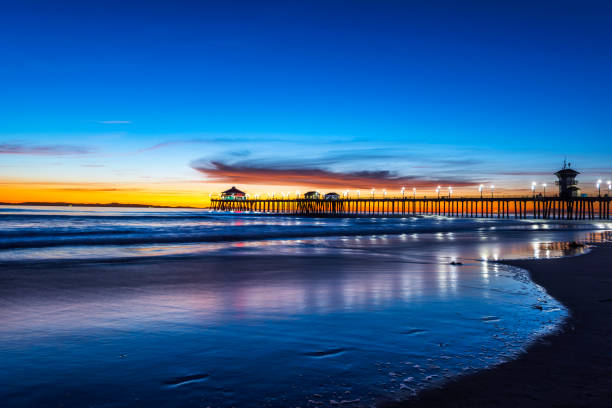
xmin=1 ymin=206 xmax=611 ymax=407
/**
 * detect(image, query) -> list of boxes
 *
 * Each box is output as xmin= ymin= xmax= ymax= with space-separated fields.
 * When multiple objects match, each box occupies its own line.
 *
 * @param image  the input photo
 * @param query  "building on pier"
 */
xmin=221 ymin=186 xmax=246 ymax=200
xmin=324 ymin=192 xmax=340 ymax=200
xmin=555 ymin=160 xmax=580 ymax=198
xmin=304 ymin=191 xmax=320 ymax=199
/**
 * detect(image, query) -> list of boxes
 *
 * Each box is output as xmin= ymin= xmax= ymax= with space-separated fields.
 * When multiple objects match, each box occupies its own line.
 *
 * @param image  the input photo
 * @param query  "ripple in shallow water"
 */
xmin=302 ymin=348 xmax=349 ymax=358
xmin=163 ymin=373 xmax=209 ymax=387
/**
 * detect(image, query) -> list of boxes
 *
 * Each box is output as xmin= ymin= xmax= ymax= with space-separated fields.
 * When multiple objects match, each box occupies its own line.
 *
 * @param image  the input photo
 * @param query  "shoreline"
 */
xmin=385 ymin=242 xmax=612 ymax=408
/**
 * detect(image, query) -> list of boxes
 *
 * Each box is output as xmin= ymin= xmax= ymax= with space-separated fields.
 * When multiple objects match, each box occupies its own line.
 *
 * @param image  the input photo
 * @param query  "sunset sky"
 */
xmin=2 ymin=1 xmax=612 ymax=206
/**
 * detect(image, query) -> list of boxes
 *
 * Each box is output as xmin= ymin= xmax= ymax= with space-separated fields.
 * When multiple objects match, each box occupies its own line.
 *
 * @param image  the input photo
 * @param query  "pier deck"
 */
xmin=211 ymin=197 xmax=611 ymax=219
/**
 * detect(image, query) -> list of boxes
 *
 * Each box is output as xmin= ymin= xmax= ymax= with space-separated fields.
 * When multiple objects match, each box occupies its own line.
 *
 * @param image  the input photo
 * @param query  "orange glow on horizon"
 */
xmin=0 ymin=178 xmax=547 ymax=208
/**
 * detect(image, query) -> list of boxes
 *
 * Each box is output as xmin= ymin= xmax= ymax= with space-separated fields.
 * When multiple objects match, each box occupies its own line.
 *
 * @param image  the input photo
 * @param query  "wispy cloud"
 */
xmin=191 ymin=160 xmax=479 ymax=189
xmin=51 ymin=187 xmax=139 ymax=192
xmin=578 ymin=167 xmax=612 ymax=174
xmin=136 ymin=139 xmax=207 ymax=153
xmin=98 ymin=120 xmax=132 ymax=124
xmin=499 ymin=171 xmax=553 ymax=176
xmin=0 ymin=143 xmax=94 ymax=156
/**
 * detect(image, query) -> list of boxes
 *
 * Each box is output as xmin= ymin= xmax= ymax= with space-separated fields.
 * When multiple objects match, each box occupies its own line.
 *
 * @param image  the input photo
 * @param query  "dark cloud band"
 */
xmin=192 ymin=160 xmax=478 ymax=189
xmin=0 ymin=143 xmax=94 ymax=156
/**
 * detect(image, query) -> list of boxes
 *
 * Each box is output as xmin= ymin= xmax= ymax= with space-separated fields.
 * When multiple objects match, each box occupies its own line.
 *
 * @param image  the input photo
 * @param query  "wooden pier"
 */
xmin=211 ymin=197 xmax=611 ymax=220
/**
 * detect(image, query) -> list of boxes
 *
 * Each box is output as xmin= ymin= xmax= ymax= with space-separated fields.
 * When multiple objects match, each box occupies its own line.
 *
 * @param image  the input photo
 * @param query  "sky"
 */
xmin=1 ymin=0 xmax=611 ymax=206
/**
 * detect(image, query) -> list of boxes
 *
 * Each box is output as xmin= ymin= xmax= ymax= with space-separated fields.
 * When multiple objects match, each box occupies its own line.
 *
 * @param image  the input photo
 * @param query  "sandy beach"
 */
xmin=387 ymin=242 xmax=612 ymax=408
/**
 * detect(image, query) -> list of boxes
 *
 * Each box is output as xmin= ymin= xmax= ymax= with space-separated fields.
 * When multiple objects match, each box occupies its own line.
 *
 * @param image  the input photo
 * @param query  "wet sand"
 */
xmin=387 ymin=242 xmax=612 ymax=408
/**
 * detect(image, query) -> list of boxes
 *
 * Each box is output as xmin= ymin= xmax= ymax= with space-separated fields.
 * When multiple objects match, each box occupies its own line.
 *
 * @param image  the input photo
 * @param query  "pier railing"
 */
xmin=210 ymin=197 xmax=611 ymax=220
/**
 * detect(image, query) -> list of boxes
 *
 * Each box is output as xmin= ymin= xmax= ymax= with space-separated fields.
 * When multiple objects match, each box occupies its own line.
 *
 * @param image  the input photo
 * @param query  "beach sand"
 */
xmin=386 ymin=242 xmax=612 ymax=408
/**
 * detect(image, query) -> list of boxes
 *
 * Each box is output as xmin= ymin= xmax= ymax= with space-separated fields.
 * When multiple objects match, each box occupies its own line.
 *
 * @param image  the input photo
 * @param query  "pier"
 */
xmin=210 ymin=196 xmax=611 ymax=220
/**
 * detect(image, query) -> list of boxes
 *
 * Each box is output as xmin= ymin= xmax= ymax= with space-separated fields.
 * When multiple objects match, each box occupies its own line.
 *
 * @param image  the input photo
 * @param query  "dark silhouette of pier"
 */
xmin=210 ymin=196 xmax=611 ymax=219
xmin=212 ymin=163 xmax=611 ymax=219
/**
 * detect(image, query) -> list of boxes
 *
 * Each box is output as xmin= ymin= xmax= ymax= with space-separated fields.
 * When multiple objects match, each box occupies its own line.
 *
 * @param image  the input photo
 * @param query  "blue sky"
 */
xmin=1 ymin=1 xmax=611 ymax=202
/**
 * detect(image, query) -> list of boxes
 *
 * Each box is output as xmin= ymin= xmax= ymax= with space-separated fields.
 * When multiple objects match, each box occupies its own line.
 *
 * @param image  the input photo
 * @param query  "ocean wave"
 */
xmin=0 ymin=221 xmax=602 ymax=250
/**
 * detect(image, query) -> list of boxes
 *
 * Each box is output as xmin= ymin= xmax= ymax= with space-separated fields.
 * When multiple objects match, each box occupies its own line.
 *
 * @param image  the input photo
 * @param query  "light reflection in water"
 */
xmin=1 ymin=230 xmax=600 ymax=406
xmin=0 ymin=208 xmax=611 ymax=407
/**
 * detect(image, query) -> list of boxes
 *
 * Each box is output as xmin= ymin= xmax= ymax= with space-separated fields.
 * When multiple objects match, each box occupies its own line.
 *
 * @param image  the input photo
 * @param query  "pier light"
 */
xmin=608 ymin=181 xmax=611 ymax=195
xmin=490 ymin=184 xmax=495 ymax=198
xmin=413 ymin=187 xmax=416 ymax=199
xmin=383 ymin=188 xmax=387 ymax=197
xmin=479 ymin=184 xmax=484 ymax=198
xmin=448 ymin=186 xmax=452 ymax=198
xmin=597 ymin=179 xmax=602 ymax=196
xmin=542 ymin=183 xmax=547 ymax=197
xmin=296 ymin=190 xmax=300 ymax=198
xmin=357 ymin=190 xmax=360 ymax=198
xmin=436 ymin=186 xmax=441 ymax=199
xmin=401 ymin=186 xmax=405 ymax=198
xmin=371 ymin=188 xmax=375 ymax=198
xmin=531 ymin=181 xmax=536 ymax=197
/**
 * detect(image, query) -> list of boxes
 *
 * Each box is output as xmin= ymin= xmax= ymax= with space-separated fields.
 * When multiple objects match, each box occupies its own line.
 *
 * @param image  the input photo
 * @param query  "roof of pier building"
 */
xmin=555 ymin=168 xmax=580 ymax=177
xmin=304 ymin=191 xmax=320 ymax=198
xmin=554 ymin=161 xmax=580 ymax=177
xmin=221 ymin=186 xmax=246 ymax=196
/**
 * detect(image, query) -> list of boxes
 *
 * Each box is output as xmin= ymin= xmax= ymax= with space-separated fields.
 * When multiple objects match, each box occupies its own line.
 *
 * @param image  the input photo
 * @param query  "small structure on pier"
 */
xmin=304 ymin=191 xmax=320 ymax=199
xmin=555 ymin=160 xmax=580 ymax=198
xmin=221 ymin=186 xmax=246 ymax=200
xmin=324 ymin=192 xmax=340 ymax=200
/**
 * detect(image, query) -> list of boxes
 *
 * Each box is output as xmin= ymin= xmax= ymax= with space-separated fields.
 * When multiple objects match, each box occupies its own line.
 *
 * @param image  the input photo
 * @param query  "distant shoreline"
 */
xmin=0 ymin=202 xmax=204 ymax=209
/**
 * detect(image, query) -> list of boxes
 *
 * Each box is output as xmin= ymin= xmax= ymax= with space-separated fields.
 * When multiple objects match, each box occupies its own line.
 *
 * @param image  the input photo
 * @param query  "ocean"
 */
xmin=0 ymin=205 xmax=610 ymax=407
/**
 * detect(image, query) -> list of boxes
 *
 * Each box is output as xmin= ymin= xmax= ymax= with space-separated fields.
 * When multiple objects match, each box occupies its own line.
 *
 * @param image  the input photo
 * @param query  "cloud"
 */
xmin=191 ymin=160 xmax=479 ymax=189
xmin=0 ymin=143 xmax=94 ymax=156
xmin=135 ymin=139 xmax=208 ymax=153
xmin=98 ymin=120 xmax=132 ymax=124
xmin=578 ymin=167 xmax=612 ymax=174
xmin=227 ymin=149 xmax=251 ymax=158
xmin=52 ymin=187 xmax=125 ymax=192
xmin=499 ymin=171 xmax=553 ymax=176
xmin=134 ymin=138 xmax=252 ymax=156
